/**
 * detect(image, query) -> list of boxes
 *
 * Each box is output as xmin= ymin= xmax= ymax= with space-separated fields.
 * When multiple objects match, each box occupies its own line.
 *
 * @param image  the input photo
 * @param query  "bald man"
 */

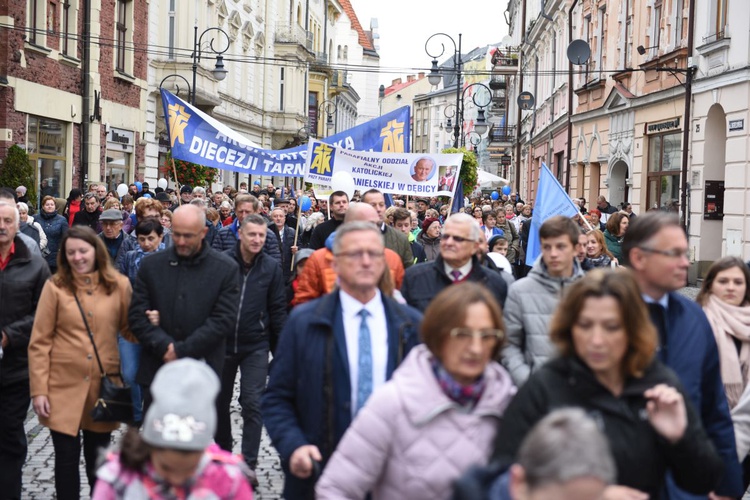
xmin=129 ymin=204 xmax=240 ymax=413
xmin=293 ymin=203 xmax=405 ymax=305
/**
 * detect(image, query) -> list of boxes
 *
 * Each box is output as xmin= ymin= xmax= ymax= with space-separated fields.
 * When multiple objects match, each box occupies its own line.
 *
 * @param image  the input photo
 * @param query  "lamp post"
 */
xmin=159 ymin=74 xmax=192 ymax=99
xmin=191 ymin=26 xmax=230 ymax=105
xmin=318 ymin=99 xmax=337 ymax=137
xmin=464 ymin=131 xmax=481 ymax=150
xmin=426 ymin=33 xmax=491 ymax=148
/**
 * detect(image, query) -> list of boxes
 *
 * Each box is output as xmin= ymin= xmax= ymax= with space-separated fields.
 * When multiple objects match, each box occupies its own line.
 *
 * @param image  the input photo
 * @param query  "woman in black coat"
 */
xmin=492 ymin=269 xmax=723 ymax=499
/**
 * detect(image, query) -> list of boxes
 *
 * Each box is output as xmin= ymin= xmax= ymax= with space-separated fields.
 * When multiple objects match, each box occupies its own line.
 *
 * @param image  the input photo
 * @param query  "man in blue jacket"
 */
xmin=211 ymin=193 xmax=281 ymax=263
xmin=262 ymin=221 xmax=422 ymax=499
xmin=623 ymin=212 xmax=743 ymax=499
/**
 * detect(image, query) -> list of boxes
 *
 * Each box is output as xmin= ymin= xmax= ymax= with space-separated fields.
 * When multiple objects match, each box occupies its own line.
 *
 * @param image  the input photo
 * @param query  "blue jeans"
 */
xmin=215 ymin=347 xmax=269 ymax=468
xmin=117 ymin=335 xmax=143 ymax=423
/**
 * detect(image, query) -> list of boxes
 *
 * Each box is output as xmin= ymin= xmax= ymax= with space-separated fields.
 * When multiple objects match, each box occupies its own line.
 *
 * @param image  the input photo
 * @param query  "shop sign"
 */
xmin=729 ymin=119 xmax=744 ymax=132
xmin=646 ymin=117 xmax=680 ymax=134
xmin=107 ymin=128 xmax=134 ymax=152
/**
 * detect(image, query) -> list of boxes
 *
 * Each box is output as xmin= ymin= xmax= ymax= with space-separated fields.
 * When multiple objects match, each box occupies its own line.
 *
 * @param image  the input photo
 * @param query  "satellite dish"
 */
xmin=567 ymin=39 xmax=591 ymax=66
xmin=517 ymin=91 xmax=535 ymax=111
xmin=501 ymin=35 xmax=513 ymax=47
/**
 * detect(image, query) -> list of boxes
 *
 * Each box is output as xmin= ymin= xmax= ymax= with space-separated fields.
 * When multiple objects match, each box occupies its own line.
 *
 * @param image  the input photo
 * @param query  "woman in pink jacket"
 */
xmin=316 ymin=283 xmax=516 ymax=499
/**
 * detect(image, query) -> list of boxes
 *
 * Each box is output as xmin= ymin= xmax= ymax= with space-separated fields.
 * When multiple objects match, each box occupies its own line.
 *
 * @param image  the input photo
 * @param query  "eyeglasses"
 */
xmin=449 ymin=327 xmax=503 ymax=343
xmin=639 ymin=247 xmax=690 ymax=260
xmin=440 ymin=233 xmax=474 ymax=243
xmin=334 ymin=250 xmax=385 ymax=261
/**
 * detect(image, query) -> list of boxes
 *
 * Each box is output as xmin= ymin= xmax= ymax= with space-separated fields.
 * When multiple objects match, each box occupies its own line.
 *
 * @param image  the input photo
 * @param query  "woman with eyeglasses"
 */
xmin=316 ymin=283 xmax=515 ymax=499
xmin=490 ymin=269 xmax=722 ymax=499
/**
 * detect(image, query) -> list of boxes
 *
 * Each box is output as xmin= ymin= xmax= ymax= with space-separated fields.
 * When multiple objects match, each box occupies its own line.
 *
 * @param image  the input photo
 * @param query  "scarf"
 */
xmin=431 ymin=358 xmax=485 ymax=409
xmin=703 ymin=294 xmax=750 ymax=408
xmin=585 ymin=254 xmax=612 ymax=269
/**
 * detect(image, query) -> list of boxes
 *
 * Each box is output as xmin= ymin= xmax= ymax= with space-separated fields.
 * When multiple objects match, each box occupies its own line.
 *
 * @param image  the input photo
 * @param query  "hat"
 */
xmin=180 ymin=185 xmax=193 ymax=195
xmin=142 ymin=182 xmax=150 ymax=189
xmin=142 ymin=359 xmax=220 ymax=451
xmin=99 ymin=208 xmax=123 ymax=222
xmin=274 ymin=197 xmax=290 ymax=205
xmin=294 ymin=248 xmax=314 ymax=267
xmin=16 ymin=186 xmax=27 ymax=196
xmin=422 ymin=217 xmax=440 ymax=232
xmin=156 ymin=192 xmax=171 ymax=203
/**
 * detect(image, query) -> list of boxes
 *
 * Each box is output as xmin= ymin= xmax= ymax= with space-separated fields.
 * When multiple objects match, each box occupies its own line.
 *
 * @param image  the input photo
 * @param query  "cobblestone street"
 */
xmin=22 ymin=377 xmax=285 ymax=499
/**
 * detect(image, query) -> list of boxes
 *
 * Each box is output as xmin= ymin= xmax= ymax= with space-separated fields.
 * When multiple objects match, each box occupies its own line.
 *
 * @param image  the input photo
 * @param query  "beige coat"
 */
xmin=29 ymin=272 xmax=132 ymax=436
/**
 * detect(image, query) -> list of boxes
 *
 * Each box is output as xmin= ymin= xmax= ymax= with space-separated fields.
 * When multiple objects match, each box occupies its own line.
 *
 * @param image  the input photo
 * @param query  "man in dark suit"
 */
xmin=623 ymin=212 xmax=743 ymax=499
xmin=262 ymin=221 xmax=422 ymax=499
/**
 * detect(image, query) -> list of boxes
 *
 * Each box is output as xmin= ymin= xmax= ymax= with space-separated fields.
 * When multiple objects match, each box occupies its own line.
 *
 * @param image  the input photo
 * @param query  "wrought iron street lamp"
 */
xmin=191 ymin=26 xmax=231 ymax=105
xmin=319 ymin=99 xmax=337 ymax=136
xmin=426 ymin=33 xmax=491 ymax=148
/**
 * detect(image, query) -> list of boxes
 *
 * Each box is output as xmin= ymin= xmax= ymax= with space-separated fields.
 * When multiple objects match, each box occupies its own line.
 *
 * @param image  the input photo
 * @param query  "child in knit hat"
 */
xmin=91 ymin=359 xmax=253 ymax=499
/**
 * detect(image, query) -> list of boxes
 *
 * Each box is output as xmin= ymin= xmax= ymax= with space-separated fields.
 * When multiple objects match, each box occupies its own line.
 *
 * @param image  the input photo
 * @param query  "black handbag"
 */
xmin=73 ymin=294 xmax=134 ymax=423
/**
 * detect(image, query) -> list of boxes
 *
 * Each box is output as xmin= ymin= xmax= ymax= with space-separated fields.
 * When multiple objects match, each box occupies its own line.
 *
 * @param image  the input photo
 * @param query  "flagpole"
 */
xmin=171 ymin=157 xmax=182 ymax=206
xmin=291 ymin=199 xmax=303 ymax=272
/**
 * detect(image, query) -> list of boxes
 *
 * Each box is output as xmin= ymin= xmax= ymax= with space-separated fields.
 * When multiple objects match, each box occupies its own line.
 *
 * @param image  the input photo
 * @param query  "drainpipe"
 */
xmin=514 ymin=0 xmax=527 ymax=194
xmin=565 ymin=0 xmax=580 ymax=193
xmin=679 ymin=0 xmax=696 ymax=232
xmin=81 ymin=0 xmax=92 ymax=189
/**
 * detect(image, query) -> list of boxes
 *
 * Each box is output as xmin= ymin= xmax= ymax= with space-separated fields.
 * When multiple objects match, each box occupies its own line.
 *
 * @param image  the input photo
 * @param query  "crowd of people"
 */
xmin=1 ymin=180 xmax=750 ymax=500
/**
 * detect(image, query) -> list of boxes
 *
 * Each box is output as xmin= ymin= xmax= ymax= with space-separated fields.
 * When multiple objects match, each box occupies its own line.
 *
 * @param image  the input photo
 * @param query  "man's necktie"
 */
xmin=647 ymin=302 xmax=669 ymax=362
xmin=356 ymin=309 xmax=373 ymax=412
xmin=450 ymin=270 xmax=462 ymax=282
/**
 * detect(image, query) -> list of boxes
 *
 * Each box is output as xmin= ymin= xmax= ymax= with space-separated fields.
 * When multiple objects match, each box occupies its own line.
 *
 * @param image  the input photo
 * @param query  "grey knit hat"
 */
xmin=142 ymin=359 xmax=219 ymax=451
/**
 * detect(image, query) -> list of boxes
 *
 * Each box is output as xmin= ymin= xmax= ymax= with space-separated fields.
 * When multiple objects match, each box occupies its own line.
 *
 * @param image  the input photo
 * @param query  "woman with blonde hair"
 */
xmin=29 ymin=226 xmax=134 ymax=498
xmin=582 ymin=229 xmax=616 ymax=270
xmin=492 ymin=269 xmax=722 ymax=498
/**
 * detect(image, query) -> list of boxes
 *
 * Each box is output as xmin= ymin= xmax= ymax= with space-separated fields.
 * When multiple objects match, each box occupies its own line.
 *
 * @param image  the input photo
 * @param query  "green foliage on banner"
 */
xmin=441 ymin=147 xmax=477 ymax=196
xmin=0 ymin=145 xmax=36 ymax=207
xmin=161 ymin=152 xmax=218 ymax=188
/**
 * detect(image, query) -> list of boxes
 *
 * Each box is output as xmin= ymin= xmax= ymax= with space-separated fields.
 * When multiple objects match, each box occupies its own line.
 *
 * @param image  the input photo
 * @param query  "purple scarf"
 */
xmin=431 ymin=358 xmax=486 ymax=408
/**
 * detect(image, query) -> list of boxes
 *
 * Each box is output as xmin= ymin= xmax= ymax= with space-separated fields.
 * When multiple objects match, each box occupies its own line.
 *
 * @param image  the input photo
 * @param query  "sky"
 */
xmin=349 ymin=0 xmax=510 ymax=87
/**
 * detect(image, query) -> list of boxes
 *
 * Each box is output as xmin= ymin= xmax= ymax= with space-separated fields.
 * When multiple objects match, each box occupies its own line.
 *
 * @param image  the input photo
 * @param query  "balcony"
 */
xmin=274 ymin=23 xmax=314 ymax=59
xmin=488 ymin=125 xmax=515 ymax=145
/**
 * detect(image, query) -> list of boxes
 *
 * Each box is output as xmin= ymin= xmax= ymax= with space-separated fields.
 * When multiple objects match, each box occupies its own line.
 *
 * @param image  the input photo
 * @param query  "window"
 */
xmin=28 ymin=0 xmax=44 ymax=45
xmin=551 ymin=32 xmax=557 ymax=88
xmin=279 ymin=67 xmax=285 ymax=111
xmin=583 ymin=14 xmax=591 ymax=85
xmin=28 ymin=116 xmax=67 ymax=209
xmin=624 ymin=0 xmax=632 ymax=66
xmin=115 ymin=0 xmax=132 ymax=74
xmin=596 ymin=6 xmax=606 ymax=80
xmin=168 ymin=0 xmax=176 ymax=60
xmin=647 ymin=132 xmax=682 ymax=212
xmin=716 ymin=0 xmax=727 ymax=39
xmin=675 ymin=0 xmax=684 ymax=44
xmin=652 ymin=0 xmax=662 ymax=57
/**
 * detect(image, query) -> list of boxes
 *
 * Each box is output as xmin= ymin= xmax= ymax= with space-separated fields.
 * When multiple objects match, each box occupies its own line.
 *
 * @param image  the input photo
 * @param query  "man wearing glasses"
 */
xmin=263 ymin=221 xmax=421 ymax=499
xmin=400 ymin=212 xmax=508 ymax=313
xmin=500 ymin=215 xmax=583 ymax=387
xmin=623 ymin=212 xmax=742 ymax=499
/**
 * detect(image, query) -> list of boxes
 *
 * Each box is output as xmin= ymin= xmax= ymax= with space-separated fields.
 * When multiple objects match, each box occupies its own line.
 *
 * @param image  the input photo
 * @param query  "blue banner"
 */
xmin=160 ymin=89 xmax=411 ymax=178
xmin=525 ymin=163 xmax=581 ymax=266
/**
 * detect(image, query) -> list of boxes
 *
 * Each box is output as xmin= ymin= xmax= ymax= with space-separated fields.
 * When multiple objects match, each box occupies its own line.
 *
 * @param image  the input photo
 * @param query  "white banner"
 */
xmin=304 ymin=140 xmax=463 ymax=197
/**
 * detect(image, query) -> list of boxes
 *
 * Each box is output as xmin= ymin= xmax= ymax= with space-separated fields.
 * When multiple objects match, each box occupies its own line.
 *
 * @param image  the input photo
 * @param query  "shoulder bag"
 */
xmin=73 ymin=293 xmax=134 ymax=423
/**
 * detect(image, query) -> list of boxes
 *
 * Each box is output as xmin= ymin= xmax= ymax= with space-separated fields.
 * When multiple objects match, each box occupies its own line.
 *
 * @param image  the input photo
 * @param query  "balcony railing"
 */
xmin=275 ymin=23 xmax=313 ymax=51
xmin=489 ymin=125 xmax=515 ymax=144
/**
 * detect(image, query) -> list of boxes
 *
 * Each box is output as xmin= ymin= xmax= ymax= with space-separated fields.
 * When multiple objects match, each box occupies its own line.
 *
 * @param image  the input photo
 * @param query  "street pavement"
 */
xmin=22 ymin=375 xmax=285 ymax=499
xmin=19 ymin=285 xmax=714 ymax=499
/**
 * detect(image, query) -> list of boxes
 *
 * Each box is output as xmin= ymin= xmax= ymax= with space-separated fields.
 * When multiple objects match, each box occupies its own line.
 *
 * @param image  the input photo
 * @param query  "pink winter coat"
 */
xmin=316 ymin=344 xmax=516 ymax=500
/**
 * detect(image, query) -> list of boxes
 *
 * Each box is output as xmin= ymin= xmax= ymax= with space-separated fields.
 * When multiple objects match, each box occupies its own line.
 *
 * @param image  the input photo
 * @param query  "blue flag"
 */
xmin=451 ymin=178 xmax=465 ymax=213
xmin=525 ymin=163 xmax=581 ymax=266
xmin=161 ymin=89 xmax=411 ymax=178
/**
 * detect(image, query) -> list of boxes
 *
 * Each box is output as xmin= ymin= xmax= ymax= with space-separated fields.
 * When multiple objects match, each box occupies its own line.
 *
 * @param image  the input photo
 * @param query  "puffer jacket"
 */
xmin=224 ymin=242 xmax=287 ymax=354
xmin=500 ymin=257 xmax=584 ymax=386
xmin=604 ymin=229 xmax=623 ymax=261
xmin=38 ymin=210 xmax=68 ymax=268
xmin=316 ymin=344 xmax=516 ymax=500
